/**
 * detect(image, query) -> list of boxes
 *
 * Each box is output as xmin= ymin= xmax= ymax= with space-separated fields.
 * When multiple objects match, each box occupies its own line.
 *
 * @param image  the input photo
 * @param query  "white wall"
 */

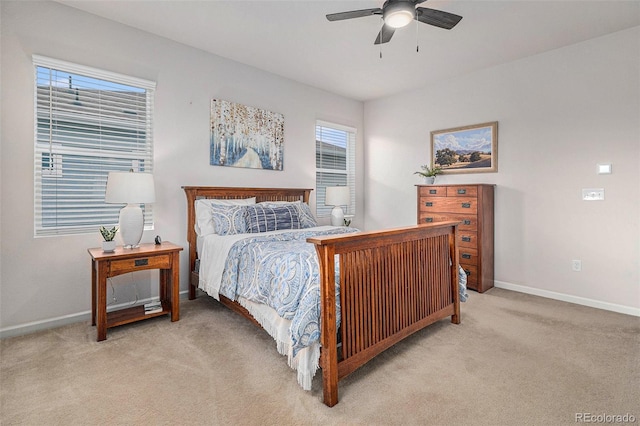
xmin=364 ymin=26 xmax=640 ymax=314
xmin=0 ymin=1 xmax=364 ymax=335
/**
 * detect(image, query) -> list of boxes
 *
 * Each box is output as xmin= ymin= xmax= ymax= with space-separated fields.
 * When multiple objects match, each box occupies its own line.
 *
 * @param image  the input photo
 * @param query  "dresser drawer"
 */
xmin=459 ymin=247 xmax=478 ymax=266
xmin=418 ymin=213 xmax=477 ymax=231
xmin=461 ymin=264 xmax=478 ymax=289
xmin=458 ymin=231 xmax=477 ymax=248
xmin=418 ymin=186 xmax=447 ymax=197
xmin=110 ymin=254 xmax=171 ymax=274
xmin=420 ymin=197 xmax=478 ymax=214
xmin=446 ymin=186 xmax=478 ymax=197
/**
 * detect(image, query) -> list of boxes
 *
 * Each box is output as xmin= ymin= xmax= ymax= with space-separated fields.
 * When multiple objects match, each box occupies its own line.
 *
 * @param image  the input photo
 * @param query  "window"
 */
xmin=315 ymin=121 xmax=356 ymax=218
xmin=33 ymin=56 xmax=155 ymax=236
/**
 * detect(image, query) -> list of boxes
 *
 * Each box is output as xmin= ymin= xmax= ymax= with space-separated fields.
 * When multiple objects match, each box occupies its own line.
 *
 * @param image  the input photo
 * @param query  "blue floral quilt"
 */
xmin=218 ymin=227 xmax=359 ymax=355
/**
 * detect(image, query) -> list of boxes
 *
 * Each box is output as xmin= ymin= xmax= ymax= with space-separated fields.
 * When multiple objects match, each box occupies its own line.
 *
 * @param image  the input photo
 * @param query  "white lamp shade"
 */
xmin=325 ymin=186 xmax=349 ymax=227
xmin=325 ymin=186 xmax=350 ymax=207
xmin=105 ymin=171 xmax=155 ymax=247
xmin=105 ymin=172 xmax=155 ymax=204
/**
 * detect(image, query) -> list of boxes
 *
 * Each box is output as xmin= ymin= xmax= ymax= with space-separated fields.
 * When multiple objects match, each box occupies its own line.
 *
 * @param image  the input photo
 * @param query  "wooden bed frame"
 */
xmin=183 ymin=186 xmax=460 ymax=407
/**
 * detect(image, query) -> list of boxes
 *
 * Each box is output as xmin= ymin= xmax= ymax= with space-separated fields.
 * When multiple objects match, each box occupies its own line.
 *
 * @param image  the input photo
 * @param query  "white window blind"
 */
xmin=315 ymin=121 xmax=356 ymax=218
xmin=33 ymin=55 xmax=156 ymax=236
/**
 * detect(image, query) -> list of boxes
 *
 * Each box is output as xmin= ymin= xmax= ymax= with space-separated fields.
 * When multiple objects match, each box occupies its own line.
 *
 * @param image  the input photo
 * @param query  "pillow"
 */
xmin=259 ymin=201 xmax=318 ymax=229
xmin=244 ymin=204 xmax=301 ymax=233
xmin=210 ymin=204 xmax=248 ymax=236
xmin=195 ymin=197 xmax=256 ymax=236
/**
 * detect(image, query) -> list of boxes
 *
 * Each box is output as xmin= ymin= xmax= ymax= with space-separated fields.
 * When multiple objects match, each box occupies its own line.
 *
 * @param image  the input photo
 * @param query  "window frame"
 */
xmin=315 ymin=120 xmax=356 ymax=219
xmin=33 ymin=55 xmax=156 ymax=237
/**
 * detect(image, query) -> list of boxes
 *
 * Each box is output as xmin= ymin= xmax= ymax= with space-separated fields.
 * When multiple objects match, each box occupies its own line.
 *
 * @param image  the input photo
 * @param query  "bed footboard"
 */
xmin=308 ymin=222 xmax=460 ymax=407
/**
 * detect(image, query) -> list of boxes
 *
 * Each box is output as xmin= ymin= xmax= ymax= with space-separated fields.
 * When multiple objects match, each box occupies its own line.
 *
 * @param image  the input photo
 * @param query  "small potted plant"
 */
xmin=100 ymin=226 xmax=118 ymax=252
xmin=414 ymin=164 xmax=443 ymax=184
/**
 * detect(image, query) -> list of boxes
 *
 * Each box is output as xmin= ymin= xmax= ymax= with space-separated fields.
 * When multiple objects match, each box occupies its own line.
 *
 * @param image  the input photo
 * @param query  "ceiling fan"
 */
xmin=326 ymin=0 xmax=462 ymax=45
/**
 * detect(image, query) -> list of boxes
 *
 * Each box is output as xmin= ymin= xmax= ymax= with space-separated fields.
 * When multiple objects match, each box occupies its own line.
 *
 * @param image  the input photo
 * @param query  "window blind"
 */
xmin=315 ymin=121 xmax=356 ymax=218
xmin=33 ymin=55 xmax=156 ymax=236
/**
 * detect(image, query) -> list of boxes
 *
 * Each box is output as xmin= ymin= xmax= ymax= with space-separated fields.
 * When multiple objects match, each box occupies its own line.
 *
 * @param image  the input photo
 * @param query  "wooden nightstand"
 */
xmin=88 ymin=242 xmax=183 ymax=341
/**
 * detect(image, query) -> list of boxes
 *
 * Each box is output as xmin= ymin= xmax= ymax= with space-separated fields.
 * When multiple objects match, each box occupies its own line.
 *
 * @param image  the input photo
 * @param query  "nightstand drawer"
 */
xmin=110 ymin=254 xmax=171 ymax=274
xmin=420 ymin=197 xmax=477 ymax=214
xmin=418 ymin=213 xmax=477 ymax=231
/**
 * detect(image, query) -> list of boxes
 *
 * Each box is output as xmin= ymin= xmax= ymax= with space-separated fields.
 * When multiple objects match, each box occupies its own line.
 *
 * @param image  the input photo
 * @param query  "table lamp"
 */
xmin=105 ymin=171 xmax=155 ymax=248
xmin=325 ymin=186 xmax=350 ymax=227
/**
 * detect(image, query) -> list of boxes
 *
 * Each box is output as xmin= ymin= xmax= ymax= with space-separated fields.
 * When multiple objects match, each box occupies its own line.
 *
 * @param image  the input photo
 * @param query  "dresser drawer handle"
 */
xmin=462 ymin=203 xmax=471 ymax=208
xmin=461 ymin=253 xmax=472 ymax=259
xmin=464 ymin=269 xmax=471 ymax=276
xmin=457 ymin=189 xmax=467 ymax=194
xmin=429 ymin=189 xmax=437 ymax=194
xmin=461 ymin=236 xmax=472 ymax=242
xmin=425 ymin=218 xmax=433 ymax=223
xmin=463 ymin=220 xmax=471 ymax=225
xmin=425 ymin=202 xmax=433 ymax=207
xmin=135 ymin=259 xmax=149 ymax=267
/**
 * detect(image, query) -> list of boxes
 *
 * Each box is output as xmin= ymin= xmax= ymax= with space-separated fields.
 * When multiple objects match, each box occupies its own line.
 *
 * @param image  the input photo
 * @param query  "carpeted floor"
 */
xmin=1 ymin=288 xmax=638 ymax=425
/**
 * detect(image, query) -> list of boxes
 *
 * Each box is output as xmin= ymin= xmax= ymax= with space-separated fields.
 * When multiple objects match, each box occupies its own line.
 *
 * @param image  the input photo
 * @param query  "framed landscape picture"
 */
xmin=431 ymin=121 xmax=498 ymax=174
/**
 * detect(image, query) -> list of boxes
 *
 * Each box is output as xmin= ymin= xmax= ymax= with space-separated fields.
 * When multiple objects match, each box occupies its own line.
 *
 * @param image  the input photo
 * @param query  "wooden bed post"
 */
xmin=314 ymin=243 xmax=340 ymax=407
xmin=450 ymin=227 xmax=461 ymax=325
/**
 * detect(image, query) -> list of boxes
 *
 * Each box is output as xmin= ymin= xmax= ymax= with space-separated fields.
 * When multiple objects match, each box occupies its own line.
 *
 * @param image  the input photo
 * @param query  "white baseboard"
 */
xmin=494 ymin=280 xmax=640 ymax=317
xmin=0 ymin=290 xmax=191 ymax=340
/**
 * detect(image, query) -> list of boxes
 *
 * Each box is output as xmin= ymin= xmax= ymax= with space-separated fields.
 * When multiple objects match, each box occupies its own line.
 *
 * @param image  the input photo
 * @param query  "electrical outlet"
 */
xmin=572 ymin=260 xmax=582 ymax=272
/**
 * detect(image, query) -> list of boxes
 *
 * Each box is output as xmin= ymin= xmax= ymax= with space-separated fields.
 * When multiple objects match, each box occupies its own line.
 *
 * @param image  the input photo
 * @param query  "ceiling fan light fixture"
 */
xmin=384 ymin=4 xmax=415 ymax=28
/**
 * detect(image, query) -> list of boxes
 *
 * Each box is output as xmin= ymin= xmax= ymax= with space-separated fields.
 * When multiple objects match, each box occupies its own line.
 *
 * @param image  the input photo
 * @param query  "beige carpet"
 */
xmin=1 ymin=288 xmax=638 ymax=425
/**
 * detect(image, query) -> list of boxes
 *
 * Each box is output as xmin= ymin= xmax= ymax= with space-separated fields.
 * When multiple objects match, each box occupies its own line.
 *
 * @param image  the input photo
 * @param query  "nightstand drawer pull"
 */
xmin=457 ymin=189 xmax=467 ymax=194
xmin=463 ymin=220 xmax=471 ymax=225
xmin=429 ymin=189 xmax=437 ymax=194
xmin=461 ymin=253 xmax=472 ymax=259
xmin=462 ymin=236 xmax=472 ymax=242
xmin=425 ymin=202 xmax=433 ymax=207
xmin=135 ymin=259 xmax=149 ymax=267
xmin=425 ymin=217 xmax=433 ymax=223
xmin=464 ymin=269 xmax=471 ymax=276
xmin=462 ymin=203 xmax=471 ymax=208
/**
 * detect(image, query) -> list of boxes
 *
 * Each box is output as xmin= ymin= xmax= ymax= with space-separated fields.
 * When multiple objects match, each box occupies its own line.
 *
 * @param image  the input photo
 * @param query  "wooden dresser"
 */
xmin=417 ymin=184 xmax=495 ymax=292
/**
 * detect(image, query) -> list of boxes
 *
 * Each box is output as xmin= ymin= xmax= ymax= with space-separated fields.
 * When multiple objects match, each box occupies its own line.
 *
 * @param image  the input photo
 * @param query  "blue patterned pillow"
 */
xmin=210 ymin=205 xmax=248 ymax=236
xmin=297 ymin=202 xmax=318 ymax=228
xmin=260 ymin=201 xmax=318 ymax=229
xmin=245 ymin=205 xmax=301 ymax=233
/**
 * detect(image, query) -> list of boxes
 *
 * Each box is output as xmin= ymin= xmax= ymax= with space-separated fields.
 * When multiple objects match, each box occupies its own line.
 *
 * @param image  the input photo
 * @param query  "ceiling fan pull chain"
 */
xmin=416 ymin=16 xmax=419 ymax=53
xmin=379 ymin=19 xmax=383 ymax=59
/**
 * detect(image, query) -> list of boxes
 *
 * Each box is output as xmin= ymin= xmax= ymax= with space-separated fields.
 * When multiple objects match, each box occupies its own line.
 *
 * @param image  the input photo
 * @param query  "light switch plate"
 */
xmin=582 ymin=188 xmax=605 ymax=201
xmin=597 ymin=163 xmax=612 ymax=174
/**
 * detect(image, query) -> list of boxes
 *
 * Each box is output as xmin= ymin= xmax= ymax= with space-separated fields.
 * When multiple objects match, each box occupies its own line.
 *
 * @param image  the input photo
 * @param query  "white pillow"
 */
xmin=195 ymin=197 xmax=256 ymax=236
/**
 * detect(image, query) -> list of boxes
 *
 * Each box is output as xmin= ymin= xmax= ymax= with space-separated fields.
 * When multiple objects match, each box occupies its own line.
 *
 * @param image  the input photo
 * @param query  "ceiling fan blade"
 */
xmin=416 ymin=7 xmax=463 ymax=30
xmin=374 ymin=24 xmax=396 ymax=45
xmin=326 ymin=8 xmax=382 ymax=22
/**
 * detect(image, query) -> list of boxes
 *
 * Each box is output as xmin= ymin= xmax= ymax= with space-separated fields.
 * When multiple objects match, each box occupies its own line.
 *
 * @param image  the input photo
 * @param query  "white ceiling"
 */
xmin=56 ymin=0 xmax=640 ymax=101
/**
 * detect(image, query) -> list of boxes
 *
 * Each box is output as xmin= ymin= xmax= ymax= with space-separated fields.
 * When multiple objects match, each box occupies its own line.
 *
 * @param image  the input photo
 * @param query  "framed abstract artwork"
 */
xmin=431 ymin=121 xmax=498 ymax=174
xmin=210 ymin=99 xmax=284 ymax=170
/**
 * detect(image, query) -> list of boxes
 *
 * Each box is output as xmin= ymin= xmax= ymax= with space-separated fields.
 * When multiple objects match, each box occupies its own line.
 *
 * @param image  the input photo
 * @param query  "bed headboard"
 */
xmin=182 ymin=186 xmax=313 ymax=279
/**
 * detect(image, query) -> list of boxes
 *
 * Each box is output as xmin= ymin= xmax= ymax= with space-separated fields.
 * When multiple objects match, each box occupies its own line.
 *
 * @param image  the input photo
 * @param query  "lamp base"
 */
xmin=119 ymin=204 xmax=144 ymax=248
xmin=330 ymin=206 xmax=345 ymax=227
